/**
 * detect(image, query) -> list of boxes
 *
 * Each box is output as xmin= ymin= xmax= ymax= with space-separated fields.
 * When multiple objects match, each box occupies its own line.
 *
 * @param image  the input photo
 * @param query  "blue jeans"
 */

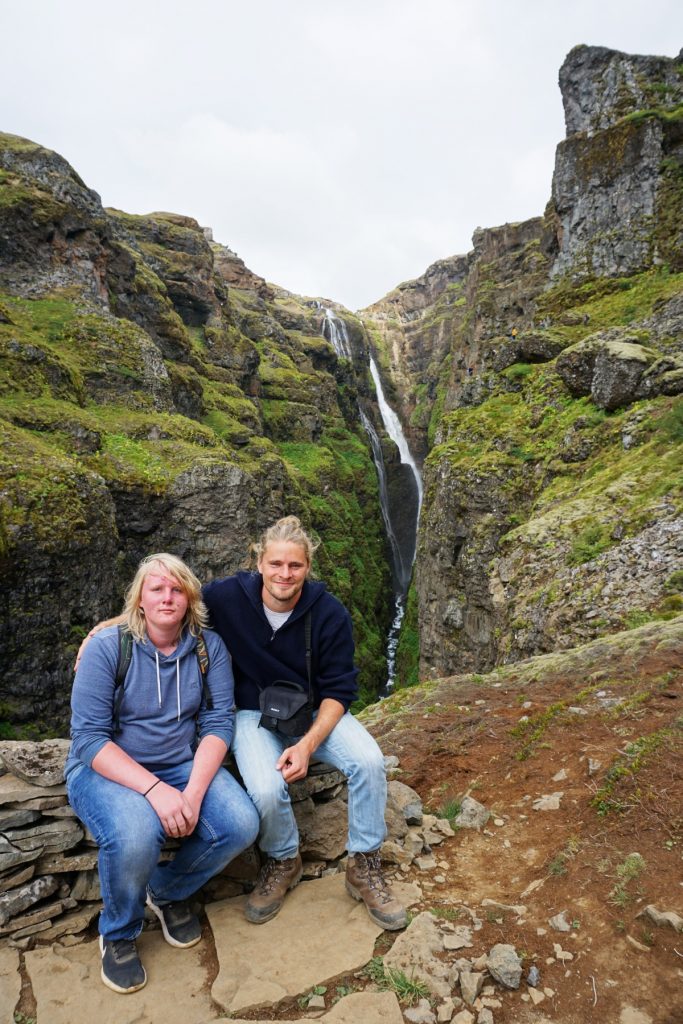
xmin=231 ymin=710 xmax=387 ymax=859
xmin=67 ymin=760 xmax=259 ymax=941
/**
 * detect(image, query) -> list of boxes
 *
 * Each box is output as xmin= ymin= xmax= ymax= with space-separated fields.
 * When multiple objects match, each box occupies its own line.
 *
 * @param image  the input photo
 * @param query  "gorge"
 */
xmin=0 ymin=42 xmax=682 ymax=737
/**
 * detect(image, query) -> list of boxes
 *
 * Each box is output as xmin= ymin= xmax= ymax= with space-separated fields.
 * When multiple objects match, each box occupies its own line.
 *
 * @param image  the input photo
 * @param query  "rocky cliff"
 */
xmin=362 ymin=44 xmax=683 ymax=684
xmin=0 ymin=136 xmax=394 ymax=731
xmin=1 ymin=43 xmax=682 ymax=728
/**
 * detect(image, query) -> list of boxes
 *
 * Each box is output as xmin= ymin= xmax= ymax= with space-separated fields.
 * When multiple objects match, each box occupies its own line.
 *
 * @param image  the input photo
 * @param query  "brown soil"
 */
xmin=363 ymin=619 xmax=683 ymax=1024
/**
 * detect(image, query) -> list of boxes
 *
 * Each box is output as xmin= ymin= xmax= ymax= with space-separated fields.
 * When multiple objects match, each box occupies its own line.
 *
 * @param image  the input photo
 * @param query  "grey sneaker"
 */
xmin=99 ymin=935 xmax=147 ymax=994
xmin=146 ymin=894 xmax=202 ymax=948
xmin=346 ymin=850 xmax=409 ymax=931
xmin=244 ymin=853 xmax=303 ymax=924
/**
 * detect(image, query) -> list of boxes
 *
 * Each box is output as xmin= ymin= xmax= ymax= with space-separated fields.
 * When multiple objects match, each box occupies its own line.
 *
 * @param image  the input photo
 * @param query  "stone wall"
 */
xmin=0 ymin=740 xmax=444 ymax=949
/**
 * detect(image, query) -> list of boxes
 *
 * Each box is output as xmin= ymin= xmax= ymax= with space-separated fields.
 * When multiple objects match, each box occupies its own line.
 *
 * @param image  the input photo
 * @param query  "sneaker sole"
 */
xmin=99 ymin=935 xmax=147 ymax=994
xmin=345 ymin=880 xmax=409 ymax=932
xmin=244 ymin=868 xmax=303 ymax=925
xmin=145 ymin=895 xmax=202 ymax=948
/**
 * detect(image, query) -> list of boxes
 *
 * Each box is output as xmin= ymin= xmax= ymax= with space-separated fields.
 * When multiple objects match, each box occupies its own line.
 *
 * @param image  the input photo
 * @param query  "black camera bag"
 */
xmin=258 ymin=611 xmax=314 ymax=736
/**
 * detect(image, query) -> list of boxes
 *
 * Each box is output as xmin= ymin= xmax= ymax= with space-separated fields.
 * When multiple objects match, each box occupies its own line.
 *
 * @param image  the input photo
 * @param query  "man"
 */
xmin=202 ymin=515 xmax=408 ymax=931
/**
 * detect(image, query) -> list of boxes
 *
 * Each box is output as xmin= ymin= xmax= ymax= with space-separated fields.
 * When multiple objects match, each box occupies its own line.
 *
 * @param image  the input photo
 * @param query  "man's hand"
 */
xmin=146 ymin=781 xmax=197 ymax=837
xmin=74 ymin=616 xmax=124 ymax=670
xmin=276 ymin=740 xmax=312 ymax=783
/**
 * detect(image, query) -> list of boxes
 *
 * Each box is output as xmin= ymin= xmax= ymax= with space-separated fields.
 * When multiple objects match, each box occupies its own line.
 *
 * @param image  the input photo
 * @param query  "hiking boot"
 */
xmin=345 ymin=850 xmax=409 ymax=931
xmin=99 ymin=935 xmax=147 ymax=994
xmin=146 ymin=894 xmax=202 ymax=948
xmin=245 ymin=853 xmax=303 ymax=924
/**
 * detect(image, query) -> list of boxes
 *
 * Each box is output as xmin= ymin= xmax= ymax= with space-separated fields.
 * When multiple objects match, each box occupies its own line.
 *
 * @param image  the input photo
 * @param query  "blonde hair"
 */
xmin=122 ymin=553 xmax=208 ymax=642
xmin=251 ymin=516 xmax=320 ymax=567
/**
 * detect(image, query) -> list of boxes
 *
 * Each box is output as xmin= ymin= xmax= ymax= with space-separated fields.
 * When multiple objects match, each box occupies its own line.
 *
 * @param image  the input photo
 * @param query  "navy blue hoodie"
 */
xmin=202 ymin=571 xmax=359 ymax=712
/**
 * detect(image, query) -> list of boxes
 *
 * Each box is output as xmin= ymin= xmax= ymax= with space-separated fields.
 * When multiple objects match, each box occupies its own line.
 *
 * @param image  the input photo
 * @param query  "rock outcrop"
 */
xmin=0 ymin=134 xmax=395 ymax=728
xmin=360 ymin=44 xmax=683 ymax=682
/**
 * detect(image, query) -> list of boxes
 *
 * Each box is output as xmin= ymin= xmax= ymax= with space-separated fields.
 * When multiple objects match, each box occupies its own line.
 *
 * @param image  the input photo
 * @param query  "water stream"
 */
xmin=321 ymin=308 xmax=422 ymax=689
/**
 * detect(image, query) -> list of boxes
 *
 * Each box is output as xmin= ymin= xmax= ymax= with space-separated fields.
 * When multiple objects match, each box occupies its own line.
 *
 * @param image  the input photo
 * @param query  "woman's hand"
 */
xmin=146 ymin=781 xmax=197 ymax=837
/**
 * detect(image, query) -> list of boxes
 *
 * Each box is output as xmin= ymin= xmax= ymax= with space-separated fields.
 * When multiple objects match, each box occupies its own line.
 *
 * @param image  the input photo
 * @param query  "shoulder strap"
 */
xmin=196 ymin=630 xmax=213 ymax=710
xmin=113 ymin=625 xmax=133 ymax=734
xmin=304 ymin=611 xmax=313 ymax=707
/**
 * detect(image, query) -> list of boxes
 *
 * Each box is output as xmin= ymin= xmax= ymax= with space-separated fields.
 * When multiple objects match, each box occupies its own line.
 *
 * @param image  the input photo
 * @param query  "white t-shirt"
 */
xmin=263 ymin=605 xmax=293 ymax=632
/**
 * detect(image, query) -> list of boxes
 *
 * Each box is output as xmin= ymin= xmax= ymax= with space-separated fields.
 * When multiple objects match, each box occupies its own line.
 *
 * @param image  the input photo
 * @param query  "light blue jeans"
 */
xmin=67 ymin=760 xmax=259 ymax=941
xmin=231 ymin=710 xmax=387 ymax=859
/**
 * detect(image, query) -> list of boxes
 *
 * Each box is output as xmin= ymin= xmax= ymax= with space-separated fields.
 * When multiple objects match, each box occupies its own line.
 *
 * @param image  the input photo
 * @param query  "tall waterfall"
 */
xmin=319 ymin=307 xmax=422 ymax=689
xmin=322 ymin=308 xmax=353 ymax=358
xmin=367 ymin=356 xmax=422 ymax=690
xmin=368 ymin=356 xmax=423 ymax=511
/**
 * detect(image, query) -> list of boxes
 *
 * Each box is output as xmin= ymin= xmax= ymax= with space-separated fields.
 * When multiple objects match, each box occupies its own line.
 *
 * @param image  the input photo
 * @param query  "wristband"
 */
xmin=143 ymin=779 xmax=161 ymax=798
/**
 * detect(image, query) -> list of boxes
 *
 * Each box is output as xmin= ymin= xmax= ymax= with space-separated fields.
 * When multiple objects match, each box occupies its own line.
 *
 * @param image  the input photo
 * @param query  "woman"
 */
xmin=66 ymin=553 xmax=259 ymax=995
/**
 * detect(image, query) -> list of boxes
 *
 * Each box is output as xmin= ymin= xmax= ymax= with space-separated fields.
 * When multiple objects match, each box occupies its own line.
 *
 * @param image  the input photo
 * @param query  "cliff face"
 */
xmin=363 ymin=45 xmax=683 ymax=683
xmin=0 ymin=136 xmax=392 ymax=731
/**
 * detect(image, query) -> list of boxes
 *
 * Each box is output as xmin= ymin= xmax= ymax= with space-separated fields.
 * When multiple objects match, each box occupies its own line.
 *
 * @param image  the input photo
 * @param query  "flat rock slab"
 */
xmin=0 ymin=945 xmax=21 ymax=1019
xmin=206 ymin=873 xmax=383 ymax=1013
xmin=222 ymin=991 xmax=404 ymax=1024
xmin=25 ymin=930 xmax=214 ymax=1024
xmin=0 ymin=774 xmax=67 ymax=805
xmin=0 ymin=740 xmax=70 ymax=786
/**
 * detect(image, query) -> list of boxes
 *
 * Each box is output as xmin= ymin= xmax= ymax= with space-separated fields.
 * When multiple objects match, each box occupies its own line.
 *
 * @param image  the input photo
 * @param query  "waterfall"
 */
xmin=322 ymin=307 xmax=353 ymax=359
xmin=367 ymin=355 xmax=422 ymax=691
xmin=368 ymin=356 xmax=423 ymax=511
xmin=359 ymin=408 xmax=410 ymax=592
xmin=320 ymin=308 xmax=422 ymax=690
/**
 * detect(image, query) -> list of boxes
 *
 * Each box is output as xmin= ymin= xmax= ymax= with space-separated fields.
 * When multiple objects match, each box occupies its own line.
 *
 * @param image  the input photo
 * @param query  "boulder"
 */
xmin=454 ymin=797 xmax=490 ymax=830
xmin=591 ymin=340 xmax=657 ymax=409
xmin=486 ymin=943 xmax=523 ymax=989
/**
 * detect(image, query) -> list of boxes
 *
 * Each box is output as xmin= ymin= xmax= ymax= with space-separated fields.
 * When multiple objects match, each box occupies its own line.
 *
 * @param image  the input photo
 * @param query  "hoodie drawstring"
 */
xmin=155 ymin=651 xmax=162 ymax=709
xmin=154 ymin=650 xmax=182 ymax=721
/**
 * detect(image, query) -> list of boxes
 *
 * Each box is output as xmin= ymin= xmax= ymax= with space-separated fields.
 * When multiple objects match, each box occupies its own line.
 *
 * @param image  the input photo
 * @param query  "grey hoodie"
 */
xmin=65 ymin=625 xmax=234 ymax=776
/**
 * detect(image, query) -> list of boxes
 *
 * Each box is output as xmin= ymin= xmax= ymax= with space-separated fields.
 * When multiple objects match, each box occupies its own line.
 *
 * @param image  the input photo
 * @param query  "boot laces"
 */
xmin=362 ymin=851 xmax=393 ymax=905
xmin=256 ymin=858 xmax=289 ymax=895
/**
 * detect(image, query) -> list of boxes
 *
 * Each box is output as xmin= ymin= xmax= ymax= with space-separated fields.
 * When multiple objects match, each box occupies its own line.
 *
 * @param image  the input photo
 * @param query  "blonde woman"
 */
xmin=66 ymin=553 xmax=258 ymax=995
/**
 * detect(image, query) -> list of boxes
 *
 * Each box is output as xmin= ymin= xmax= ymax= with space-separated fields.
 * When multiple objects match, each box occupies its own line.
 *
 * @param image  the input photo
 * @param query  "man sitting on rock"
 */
xmin=202 ymin=515 xmax=408 ymax=931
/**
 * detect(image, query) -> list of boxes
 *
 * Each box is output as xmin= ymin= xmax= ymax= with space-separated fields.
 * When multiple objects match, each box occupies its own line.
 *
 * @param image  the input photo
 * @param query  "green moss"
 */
xmin=394 ymin=583 xmax=420 ymax=689
xmin=592 ymin=723 xmax=680 ymax=816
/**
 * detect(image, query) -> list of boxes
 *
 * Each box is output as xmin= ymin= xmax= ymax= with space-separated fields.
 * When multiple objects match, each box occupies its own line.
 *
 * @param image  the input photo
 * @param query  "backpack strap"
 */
xmin=195 ymin=630 xmax=213 ymax=710
xmin=113 ymin=625 xmax=133 ymax=735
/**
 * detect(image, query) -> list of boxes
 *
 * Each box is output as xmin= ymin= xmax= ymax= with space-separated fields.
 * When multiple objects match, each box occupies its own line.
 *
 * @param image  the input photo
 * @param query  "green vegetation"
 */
xmin=362 ymin=957 xmax=430 ymax=1007
xmin=592 ymin=724 xmax=680 ymax=816
xmin=511 ymin=684 xmax=603 ymax=760
xmin=607 ymin=853 xmax=647 ymax=909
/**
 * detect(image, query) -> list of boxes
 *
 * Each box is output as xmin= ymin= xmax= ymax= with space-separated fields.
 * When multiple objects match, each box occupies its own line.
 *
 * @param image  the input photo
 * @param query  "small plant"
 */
xmin=548 ymin=854 xmax=568 ymax=876
xmin=364 ymin=956 xmax=387 ymax=985
xmin=298 ymin=985 xmax=328 ymax=1008
xmin=640 ymin=929 xmax=655 ymax=947
xmin=567 ymin=522 xmax=612 ymax=566
xmin=430 ymin=906 xmax=464 ymax=921
xmin=440 ymin=798 xmax=462 ymax=825
xmin=617 ymin=852 xmax=646 ymax=882
xmin=385 ymin=968 xmax=430 ymax=1007
xmin=362 ymin=958 xmax=430 ymax=1007
xmin=608 ymin=853 xmax=646 ymax=908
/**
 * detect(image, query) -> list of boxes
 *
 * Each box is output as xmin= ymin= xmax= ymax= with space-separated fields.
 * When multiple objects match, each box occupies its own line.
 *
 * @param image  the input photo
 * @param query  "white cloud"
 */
xmin=1 ymin=0 xmax=682 ymax=308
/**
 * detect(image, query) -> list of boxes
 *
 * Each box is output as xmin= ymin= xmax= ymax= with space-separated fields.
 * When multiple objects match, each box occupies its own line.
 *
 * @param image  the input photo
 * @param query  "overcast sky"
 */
xmin=2 ymin=2 xmax=681 ymax=309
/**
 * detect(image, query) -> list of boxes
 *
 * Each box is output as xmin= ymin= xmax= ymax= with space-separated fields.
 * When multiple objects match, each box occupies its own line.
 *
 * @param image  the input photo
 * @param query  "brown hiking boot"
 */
xmin=245 ymin=853 xmax=303 ymax=924
xmin=345 ymin=850 xmax=409 ymax=931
